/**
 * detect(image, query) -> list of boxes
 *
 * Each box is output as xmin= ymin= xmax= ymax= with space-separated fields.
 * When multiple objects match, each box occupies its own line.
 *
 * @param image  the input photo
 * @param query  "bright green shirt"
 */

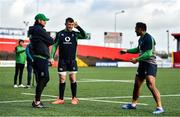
xmin=15 ymin=45 xmax=26 ymax=64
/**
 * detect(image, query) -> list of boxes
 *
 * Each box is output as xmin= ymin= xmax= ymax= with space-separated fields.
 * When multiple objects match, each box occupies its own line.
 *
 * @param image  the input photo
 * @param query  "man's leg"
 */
xmin=146 ymin=75 xmax=163 ymax=112
xmin=33 ymin=58 xmax=49 ymax=108
xmin=35 ymin=59 xmax=49 ymax=101
xmin=69 ymin=73 xmax=77 ymax=98
xmin=132 ymin=76 xmax=144 ymax=105
xmin=35 ymin=76 xmax=49 ymax=102
xmin=69 ymin=73 xmax=78 ymax=105
xmin=18 ymin=64 xmax=25 ymax=87
xmin=14 ymin=63 xmax=19 ymax=87
xmin=145 ymin=62 xmax=164 ymax=114
xmin=52 ymin=59 xmax=67 ymax=104
xmin=122 ymin=76 xmax=144 ymax=109
xmin=27 ymin=62 xmax=32 ymax=86
xmin=32 ymin=66 xmax=38 ymax=84
xmin=59 ymin=73 xmax=66 ymax=100
xmin=52 ymin=73 xmax=66 ymax=104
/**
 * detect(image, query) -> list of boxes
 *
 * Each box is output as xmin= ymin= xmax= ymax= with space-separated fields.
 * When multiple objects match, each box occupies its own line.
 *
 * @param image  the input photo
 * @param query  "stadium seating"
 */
xmin=78 ymin=45 xmax=138 ymax=61
xmin=0 ymin=38 xmax=138 ymax=66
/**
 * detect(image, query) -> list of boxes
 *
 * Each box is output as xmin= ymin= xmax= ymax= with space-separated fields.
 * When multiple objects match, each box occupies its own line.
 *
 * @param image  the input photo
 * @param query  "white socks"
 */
xmin=131 ymin=103 xmax=137 ymax=107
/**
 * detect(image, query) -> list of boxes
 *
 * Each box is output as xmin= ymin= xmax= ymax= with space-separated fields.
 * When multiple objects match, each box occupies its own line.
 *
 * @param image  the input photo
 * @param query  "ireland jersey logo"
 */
xmin=65 ymin=36 xmax=71 ymax=42
xmin=63 ymin=36 xmax=72 ymax=44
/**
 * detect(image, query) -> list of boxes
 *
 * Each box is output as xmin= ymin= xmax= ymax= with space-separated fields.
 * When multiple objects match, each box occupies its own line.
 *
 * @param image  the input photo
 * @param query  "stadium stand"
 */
xmin=78 ymin=45 xmax=138 ymax=61
xmin=173 ymin=52 xmax=180 ymax=68
xmin=0 ymin=38 xmax=138 ymax=66
xmin=0 ymin=38 xmax=29 ymax=52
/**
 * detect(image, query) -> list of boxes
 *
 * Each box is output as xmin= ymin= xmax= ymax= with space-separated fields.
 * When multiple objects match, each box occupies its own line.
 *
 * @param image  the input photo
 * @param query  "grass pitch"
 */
xmin=0 ymin=67 xmax=180 ymax=116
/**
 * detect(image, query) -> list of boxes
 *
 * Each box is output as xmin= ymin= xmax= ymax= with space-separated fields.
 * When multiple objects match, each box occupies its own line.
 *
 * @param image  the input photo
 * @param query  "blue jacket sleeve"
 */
xmin=25 ymin=44 xmax=33 ymax=62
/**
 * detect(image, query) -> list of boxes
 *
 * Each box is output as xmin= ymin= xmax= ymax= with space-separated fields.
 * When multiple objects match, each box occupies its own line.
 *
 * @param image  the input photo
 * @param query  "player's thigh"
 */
xmin=69 ymin=72 xmax=77 ymax=82
xmin=34 ymin=58 xmax=49 ymax=78
xmin=136 ymin=61 xmax=146 ymax=79
xmin=146 ymin=75 xmax=156 ymax=83
xmin=58 ymin=72 xmax=67 ymax=82
xmin=15 ymin=63 xmax=20 ymax=73
xmin=58 ymin=60 xmax=68 ymax=82
xmin=134 ymin=76 xmax=144 ymax=88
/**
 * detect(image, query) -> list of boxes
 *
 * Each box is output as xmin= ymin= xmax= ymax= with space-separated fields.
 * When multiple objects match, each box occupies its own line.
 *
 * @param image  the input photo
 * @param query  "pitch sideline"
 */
xmin=0 ymin=92 xmax=147 ymax=105
xmin=77 ymin=79 xmax=134 ymax=83
xmin=1 ymin=93 xmax=180 ymax=105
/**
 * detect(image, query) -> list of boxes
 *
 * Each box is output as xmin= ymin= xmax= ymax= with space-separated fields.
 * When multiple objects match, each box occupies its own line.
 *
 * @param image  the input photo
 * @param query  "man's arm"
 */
xmin=127 ymin=47 xmax=139 ymax=54
xmin=50 ymin=33 xmax=59 ymax=59
xmin=35 ymin=27 xmax=54 ymax=46
xmin=135 ymin=50 xmax=153 ymax=61
xmin=131 ymin=35 xmax=155 ymax=63
xmin=74 ymin=22 xmax=87 ymax=39
xmin=130 ymin=49 xmax=153 ymax=64
xmin=120 ymin=47 xmax=139 ymax=54
xmin=25 ymin=44 xmax=34 ymax=62
xmin=16 ymin=46 xmax=25 ymax=54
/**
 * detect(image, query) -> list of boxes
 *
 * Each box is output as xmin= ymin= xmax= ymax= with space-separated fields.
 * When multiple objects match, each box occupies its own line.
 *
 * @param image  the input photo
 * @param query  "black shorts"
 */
xmin=136 ymin=61 xmax=157 ymax=79
xmin=58 ymin=60 xmax=78 ymax=72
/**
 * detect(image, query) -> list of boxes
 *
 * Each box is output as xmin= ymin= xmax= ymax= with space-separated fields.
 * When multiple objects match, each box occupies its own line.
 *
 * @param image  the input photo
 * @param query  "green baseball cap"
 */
xmin=35 ymin=13 xmax=49 ymax=21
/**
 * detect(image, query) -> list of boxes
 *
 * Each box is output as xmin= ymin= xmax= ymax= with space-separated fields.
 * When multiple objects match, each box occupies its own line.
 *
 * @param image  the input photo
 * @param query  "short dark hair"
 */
xmin=65 ymin=17 xmax=74 ymax=24
xmin=19 ymin=39 xmax=24 ymax=44
xmin=136 ymin=22 xmax=147 ymax=31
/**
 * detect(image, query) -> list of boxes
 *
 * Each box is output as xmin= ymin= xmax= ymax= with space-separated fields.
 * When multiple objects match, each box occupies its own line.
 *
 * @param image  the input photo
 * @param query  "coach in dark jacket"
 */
xmin=28 ymin=13 xmax=54 ymax=108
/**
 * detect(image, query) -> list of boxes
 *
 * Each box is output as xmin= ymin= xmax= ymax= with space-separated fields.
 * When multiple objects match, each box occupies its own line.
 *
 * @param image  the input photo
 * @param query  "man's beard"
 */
xmin=136 ymin=32 xmax=140 ymax=36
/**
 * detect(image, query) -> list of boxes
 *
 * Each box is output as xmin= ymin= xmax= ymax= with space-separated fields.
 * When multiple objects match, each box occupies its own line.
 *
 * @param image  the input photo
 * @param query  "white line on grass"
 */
xmin=84 ymin=94 xmax=180 ymax=100
xmin=21 ymin=93 xmax=147 ymax=105
xmin=2 ymin=93 xmax=180 ymax=105
xmin=77 ymin=79 xmax=134 ymax=83
xmin=21 ymin=93 xmax=180 ymax=105
xmin=0 ymin=99 xmax=55 ymax=104
xmin=79 ymin=98 xmax=148 ymax=105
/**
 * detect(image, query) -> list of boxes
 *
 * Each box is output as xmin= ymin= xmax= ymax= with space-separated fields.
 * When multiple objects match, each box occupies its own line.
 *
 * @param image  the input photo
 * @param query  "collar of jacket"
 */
xmin=34 ymin=22 xmax=44 ymax=27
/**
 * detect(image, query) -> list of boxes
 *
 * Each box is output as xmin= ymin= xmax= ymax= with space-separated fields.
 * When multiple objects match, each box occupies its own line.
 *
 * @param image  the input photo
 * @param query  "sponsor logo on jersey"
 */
xmin=59 ymin=68 xmax=63 ymax=71
xmin=63 ymin=36 xmax=72 ymax=44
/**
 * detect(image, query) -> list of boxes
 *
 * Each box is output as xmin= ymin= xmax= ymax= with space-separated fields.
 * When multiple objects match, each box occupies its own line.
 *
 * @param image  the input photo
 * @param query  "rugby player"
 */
xmin=120 ymin=22 xmax=164 ymax=114
xmin=50 ymin=17 xmax=87 ymax=105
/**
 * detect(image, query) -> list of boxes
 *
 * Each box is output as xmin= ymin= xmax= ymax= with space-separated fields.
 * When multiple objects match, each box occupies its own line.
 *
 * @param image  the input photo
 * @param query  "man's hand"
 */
xmin=130 ymin=58 xmax=138 ymax=64
xmin=49 ymin=58 xmax=54 ymax=65
xmin=120 ymin=49 xmax=127 ymax=54
xmin=74 ymin=22 xmax=79 ymax=28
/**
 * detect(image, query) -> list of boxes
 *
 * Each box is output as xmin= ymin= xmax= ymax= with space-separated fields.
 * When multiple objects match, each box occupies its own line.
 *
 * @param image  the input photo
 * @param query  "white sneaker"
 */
xmin=153 ymin=107 xmax=164 ymax=114
xmin=14 ymin=84 xmax=18 ymax=88
xmin=18 ymin=84 xmax=26 ymax=88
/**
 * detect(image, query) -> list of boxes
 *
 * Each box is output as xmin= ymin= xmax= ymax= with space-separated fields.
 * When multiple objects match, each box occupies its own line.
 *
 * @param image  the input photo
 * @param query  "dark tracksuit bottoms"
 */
xmin=14 ymin=63 xmax=25 ymax=85
xmin=33 ymin=57 xmax=49 ymax=101
xmin=27 ymin=61 xmax=33 ymax=85
xmin=27 ymin=61 xmax=38 ymax=85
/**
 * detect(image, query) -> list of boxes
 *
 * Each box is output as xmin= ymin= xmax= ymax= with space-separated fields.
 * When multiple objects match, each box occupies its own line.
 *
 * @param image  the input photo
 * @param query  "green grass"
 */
xmin=0 ymin=67 xmax=180 ymax=116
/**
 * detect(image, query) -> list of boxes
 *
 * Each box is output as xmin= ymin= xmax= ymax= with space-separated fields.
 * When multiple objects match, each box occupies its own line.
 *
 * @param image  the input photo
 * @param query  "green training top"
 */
xmin=15 ymin=45 xmax=26 ymax=64
xmin=127 ymin=33 xmax=156 ymax=64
